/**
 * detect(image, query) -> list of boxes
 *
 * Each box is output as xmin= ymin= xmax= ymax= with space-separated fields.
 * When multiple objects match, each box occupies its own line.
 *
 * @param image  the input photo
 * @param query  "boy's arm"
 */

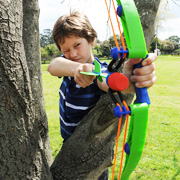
xmin=97 ymin=75 xmax=109 ymax=92
xmin=48 ymin=57 xmax=96 ymax=88
xmin=48 ymin=57 xmax=80 ymax=77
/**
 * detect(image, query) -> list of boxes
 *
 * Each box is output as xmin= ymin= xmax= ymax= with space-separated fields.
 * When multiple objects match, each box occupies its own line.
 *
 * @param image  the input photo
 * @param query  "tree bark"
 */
xmin=0 ymin=0 xmax=53 ymax=179
xmin=50 ymin=0 xmax=160 ymax=179
xmin=135 ymin=0 xmax=160 ymax=47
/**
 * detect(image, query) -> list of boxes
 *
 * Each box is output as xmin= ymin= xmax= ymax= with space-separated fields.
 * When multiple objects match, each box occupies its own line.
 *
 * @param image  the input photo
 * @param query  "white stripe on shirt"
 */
xmin=101 ymin=68 xmax=107 ymax=72
xmin=59 ymin=89 xmax=65 ymax=100
xmin=75 ymin=84 xmax=81 ymax=88
xmin=65 ymin=102 xmax=89 ymax=110
xmin=60 ymin=114 xmax=80 ymax=126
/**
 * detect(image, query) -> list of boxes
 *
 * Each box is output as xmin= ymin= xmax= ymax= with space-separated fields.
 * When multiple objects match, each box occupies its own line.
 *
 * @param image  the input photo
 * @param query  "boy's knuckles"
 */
xmin=151 ymin=63 xmax=155 ymax=71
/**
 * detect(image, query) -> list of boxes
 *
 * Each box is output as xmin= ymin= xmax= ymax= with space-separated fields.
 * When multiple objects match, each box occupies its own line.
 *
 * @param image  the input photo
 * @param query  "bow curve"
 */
xmin=109 ymin=0 xmax=151 ymax=179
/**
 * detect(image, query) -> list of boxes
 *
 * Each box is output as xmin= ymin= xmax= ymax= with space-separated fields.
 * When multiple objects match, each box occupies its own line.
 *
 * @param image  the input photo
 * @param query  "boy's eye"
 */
xmin=63 ymin=50 xmax=69 ymax=53
xmin=75 ymin=43 xmax=81 ymax=48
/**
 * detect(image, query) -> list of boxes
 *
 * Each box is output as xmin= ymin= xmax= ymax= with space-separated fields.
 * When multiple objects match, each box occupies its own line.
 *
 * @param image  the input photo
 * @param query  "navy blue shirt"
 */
xmin=59 ymin=58 xmax=109 ymax=140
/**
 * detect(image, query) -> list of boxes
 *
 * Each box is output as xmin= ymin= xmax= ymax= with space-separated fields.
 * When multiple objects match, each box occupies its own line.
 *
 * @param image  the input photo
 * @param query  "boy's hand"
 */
xmin=123 ymin=53 xmax=157 ymax=93
xmin=74 ymin=63 xmax=96 ymax=88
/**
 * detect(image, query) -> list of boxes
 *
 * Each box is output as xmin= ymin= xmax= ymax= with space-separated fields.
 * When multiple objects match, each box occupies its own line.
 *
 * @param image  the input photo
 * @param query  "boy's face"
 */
xmin=59 ymin=36 xmax=94 ymax=64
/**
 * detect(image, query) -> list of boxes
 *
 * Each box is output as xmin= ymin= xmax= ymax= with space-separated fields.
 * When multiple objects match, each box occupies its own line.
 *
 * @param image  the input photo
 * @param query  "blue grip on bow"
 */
xmin=133 ymin=55 xmax=151 ymax=104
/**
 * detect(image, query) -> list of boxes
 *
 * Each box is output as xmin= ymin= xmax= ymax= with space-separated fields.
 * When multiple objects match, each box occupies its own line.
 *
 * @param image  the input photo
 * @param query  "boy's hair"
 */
xmin=53 ymin=11 xmax=97 ymax=50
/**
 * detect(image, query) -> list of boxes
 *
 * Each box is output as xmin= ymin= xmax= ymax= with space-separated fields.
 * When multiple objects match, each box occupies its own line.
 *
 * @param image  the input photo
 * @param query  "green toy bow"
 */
xmin=111 ymin=0 xmax=150 ymax=179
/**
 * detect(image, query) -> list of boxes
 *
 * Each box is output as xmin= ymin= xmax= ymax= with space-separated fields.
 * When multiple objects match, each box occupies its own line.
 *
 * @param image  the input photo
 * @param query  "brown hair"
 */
xmin=53 ymin=11 xmax=97 ymax=50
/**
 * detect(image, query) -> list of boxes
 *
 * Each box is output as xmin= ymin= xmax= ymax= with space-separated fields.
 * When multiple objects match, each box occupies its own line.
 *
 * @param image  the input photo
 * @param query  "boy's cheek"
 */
xmin=63 ymin=53 xmax=69 ymax=59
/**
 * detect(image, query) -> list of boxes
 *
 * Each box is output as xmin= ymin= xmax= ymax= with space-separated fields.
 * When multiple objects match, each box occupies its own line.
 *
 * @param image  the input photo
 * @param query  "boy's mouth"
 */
xmin=72 ymin=58 xmax=81 ymax=62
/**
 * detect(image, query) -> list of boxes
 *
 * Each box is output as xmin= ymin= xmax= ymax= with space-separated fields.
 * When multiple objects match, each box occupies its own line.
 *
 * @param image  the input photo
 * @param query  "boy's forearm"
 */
xmin=97 ymin=75 xmax=109 ymax=92
xmin=47 ymin=57 xmax=80 ymax=77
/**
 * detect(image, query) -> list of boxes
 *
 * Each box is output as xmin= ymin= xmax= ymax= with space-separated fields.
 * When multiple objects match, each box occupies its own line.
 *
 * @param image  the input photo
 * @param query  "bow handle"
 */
xmin=133 ymin=55 xmax=151 ymax=105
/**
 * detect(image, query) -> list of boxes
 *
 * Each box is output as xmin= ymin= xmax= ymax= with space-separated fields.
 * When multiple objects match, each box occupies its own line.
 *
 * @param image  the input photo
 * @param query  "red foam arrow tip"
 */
xmin=107 ymin=72 xmax=129 ymax=91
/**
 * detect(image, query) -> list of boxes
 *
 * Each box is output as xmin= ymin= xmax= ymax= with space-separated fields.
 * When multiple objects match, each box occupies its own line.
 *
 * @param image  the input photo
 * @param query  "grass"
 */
xmin=42 ymin=56 xmax=180 ymax=179
xmin=42 ymin=65 xmax=63 ymax=157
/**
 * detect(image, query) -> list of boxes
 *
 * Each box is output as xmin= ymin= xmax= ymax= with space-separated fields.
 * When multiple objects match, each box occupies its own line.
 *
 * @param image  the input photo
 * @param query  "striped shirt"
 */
xmin=59 ymin=58 xmax=109 ymax=140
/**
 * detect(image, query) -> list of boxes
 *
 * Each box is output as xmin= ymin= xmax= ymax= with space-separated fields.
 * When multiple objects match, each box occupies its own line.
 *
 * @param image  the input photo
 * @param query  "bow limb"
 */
xmin=121 ymin=103 xmax=149 ymax=180
xmin=116 ymin=0 xmax=148 ymax=58
xmin=113 ymin=0 xmax=151 ymax=179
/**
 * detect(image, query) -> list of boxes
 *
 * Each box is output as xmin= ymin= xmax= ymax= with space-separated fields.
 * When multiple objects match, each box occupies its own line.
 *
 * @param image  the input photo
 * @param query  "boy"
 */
xmin=48 ymin=10 xmax=157 ymax=179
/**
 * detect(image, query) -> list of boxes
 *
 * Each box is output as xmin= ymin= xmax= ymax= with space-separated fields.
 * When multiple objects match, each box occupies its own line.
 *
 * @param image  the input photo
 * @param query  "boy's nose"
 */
xmin=70 ymin=50 xmax=77 ymax=58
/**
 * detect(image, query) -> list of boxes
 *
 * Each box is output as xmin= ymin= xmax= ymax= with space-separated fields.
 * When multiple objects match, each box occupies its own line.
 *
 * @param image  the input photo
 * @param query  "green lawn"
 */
xmin=42 ymin=56 xmax=180 ymax=179
xmin=42 ymin=66 xmax=63 ymax=157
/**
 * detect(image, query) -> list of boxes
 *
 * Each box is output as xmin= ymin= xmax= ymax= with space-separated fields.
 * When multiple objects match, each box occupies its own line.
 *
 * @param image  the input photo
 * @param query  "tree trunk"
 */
xmin=135 ymin=0 xmax=160 ymax=48
xmin=50 ymin=0 xmax=160 ymax=179
xmin=0 ymin=0 xmax=160 ymax=180
xmin=51 ymin=94 xmax=133 ymax=180
xmin=0 ymin=0 xmax=53 ymax=179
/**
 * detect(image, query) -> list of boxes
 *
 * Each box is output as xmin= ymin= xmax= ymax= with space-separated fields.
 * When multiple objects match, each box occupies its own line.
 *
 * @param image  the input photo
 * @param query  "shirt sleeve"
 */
xmin=101 ymin=61 xmax=109 ymax=74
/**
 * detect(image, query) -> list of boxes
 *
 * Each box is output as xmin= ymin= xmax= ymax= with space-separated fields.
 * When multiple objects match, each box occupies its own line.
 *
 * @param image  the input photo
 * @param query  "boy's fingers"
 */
xmin=81 ymin=64 xmax=96 ymax=81
xmin=134 ymin=76 xmax=157 ymax=88
xmin=125 ymin=53 xmax=157 ymax=70
xmin=142 ymin=53 xmax=157 ymax=66
xmin=133 ymin=63 xmax=155 ymax=75
xmin=76 ymin=77 xmax=88 ymax=88
xmin=82 ymin=64 xmax=95 ymax=72
xmin=124 ymin=58 xmax=141 ymax=70
xmin=75 ymin=73 xmax=94 ymax=88
xmin=131 ymin=71 xmax=155 ymax=82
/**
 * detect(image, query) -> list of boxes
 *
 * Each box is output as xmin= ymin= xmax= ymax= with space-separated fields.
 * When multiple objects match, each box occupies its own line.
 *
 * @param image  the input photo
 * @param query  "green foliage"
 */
xmin=40 ymin=29 xmax=62 ymax=63
xmin=167 ymin=36 xmax=180 ymax=50
xmin=173 ymin=48 xmax=180 ymax=55
xmin=93 ymin=45 xmax=102 ymax=57
xmin=45 ymin=44 xmax=59 ymax=57
xmin=149 ymin=35 xmax=180 ymax=55
xmin=160 ymin=40 xmax=175 ymax=54
xmin=41 ymin=47 xmax=48 ymax=58
xmin=42 ymin=56 xmax=180 ymax=179
xmin=40 ymin=28 xmax=180 ymax=58
xmin=100 ymin=35 xmax=121 ymax=57
xmin=41 ymin=44 xmax=62 ymax=63
xmin=109 ymin=35 xmax=120 ymax=48
xmin=40 ymin=29 xmax=54 ymax=48
xmin=100 ymin=40 xmax=111 ymax=57
xmin=149 ymin=37 xmax=161 ymax=52
xmin=40 ymin=28 xmax=180 ymax=56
